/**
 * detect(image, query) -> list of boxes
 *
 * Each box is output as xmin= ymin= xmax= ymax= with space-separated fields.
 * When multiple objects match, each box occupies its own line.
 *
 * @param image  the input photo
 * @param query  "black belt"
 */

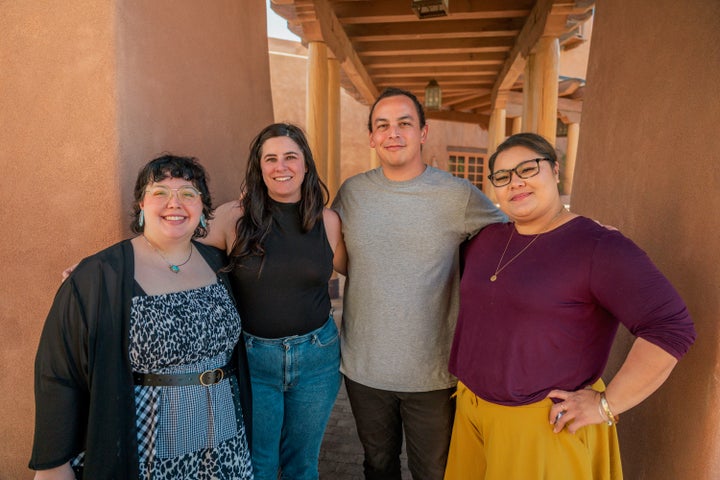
xmin=133 ymin=363 xmax=236 ymax=387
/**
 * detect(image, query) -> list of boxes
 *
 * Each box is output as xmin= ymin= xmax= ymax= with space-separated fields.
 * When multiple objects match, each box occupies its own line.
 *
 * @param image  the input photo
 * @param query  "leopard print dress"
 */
xmin=70 ymin=282 xmax=253 ymax=479
xmin=129 ymin=282 xmax=253 ymax=479
xmin=130 ymin=284 xmax=252 ymax=480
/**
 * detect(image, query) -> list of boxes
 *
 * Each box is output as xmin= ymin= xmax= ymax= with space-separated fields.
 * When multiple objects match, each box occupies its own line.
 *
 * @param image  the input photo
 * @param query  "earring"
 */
xmin=200 ymin=214 xmax=207 ymax=228
xmin=138 ymin=210 xmax=144 ymax=227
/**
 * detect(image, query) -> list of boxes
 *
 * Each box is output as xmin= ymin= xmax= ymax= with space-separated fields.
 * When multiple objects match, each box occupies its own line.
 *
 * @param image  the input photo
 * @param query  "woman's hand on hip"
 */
xmin=546 ymin=387 xmax=606 ymax=434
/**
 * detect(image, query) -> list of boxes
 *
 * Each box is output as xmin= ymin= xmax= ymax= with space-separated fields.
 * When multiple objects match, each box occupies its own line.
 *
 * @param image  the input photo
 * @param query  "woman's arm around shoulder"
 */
xmin=201 ymin=200 xmax=243 ymax=253
xmin=323 ymin=208 xmax=347 ymax=275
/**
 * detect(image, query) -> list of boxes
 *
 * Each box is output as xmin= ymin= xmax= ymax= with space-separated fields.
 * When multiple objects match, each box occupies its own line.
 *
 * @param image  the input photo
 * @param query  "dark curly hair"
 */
xmin=130 ymin=154 xmax=213 ymax=238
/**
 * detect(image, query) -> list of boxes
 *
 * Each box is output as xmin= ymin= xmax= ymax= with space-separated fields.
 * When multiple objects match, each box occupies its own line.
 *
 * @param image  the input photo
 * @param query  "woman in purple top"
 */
xmin=445 ymin=133 xmax=696 ymax=479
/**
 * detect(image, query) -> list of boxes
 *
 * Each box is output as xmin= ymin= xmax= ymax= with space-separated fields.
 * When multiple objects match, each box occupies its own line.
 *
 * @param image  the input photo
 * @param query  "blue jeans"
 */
xmin=244 ymin=316 xmax=341 ymax=480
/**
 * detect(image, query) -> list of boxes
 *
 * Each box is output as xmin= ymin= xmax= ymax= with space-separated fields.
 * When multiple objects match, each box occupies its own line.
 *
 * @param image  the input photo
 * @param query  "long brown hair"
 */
xmin=227 ymin=123 xmax=328 ymax=272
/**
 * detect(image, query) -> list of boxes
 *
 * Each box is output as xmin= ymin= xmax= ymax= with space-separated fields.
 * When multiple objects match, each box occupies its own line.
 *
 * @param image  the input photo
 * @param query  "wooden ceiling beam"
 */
xmin=443 ymin=91 xmax=492 ymax=107
xmin=377 ymin=77 xmax=495 ymax=87
xmin=372 ymin=71 xmax=497 ymax=81
xmin=355 ymin=37 xmax=514 ymax=56
xmin=490 ymin=0 xmax=556 ymax=104
xmin=330 ymin=0 xmax=534 ymax=24
xmin=363 ymin=52 xmax=506 ymax=68
xmin=452 ymin=93 xmax=494 ymax=111
xmin=490 ymin=0 xmax=594 ymax=105
xmin=425 ymin=109 xmax=491 ymax=129
xmin=368 ymin=65 xmax=499 ymax=76
xmin=343 ymin=18 xmax=524 ymax=41
xmin=279 ymin=0 xmax=379 ymax=103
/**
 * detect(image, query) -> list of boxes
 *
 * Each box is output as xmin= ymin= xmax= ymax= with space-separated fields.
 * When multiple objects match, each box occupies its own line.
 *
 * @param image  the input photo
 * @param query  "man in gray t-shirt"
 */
xmin=332 ymin=88 xmax=506 ymax=479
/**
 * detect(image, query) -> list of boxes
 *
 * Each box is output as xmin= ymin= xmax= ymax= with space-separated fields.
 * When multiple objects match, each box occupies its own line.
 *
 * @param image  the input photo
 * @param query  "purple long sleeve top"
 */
xmin=449 ymin=216 xmax=696 ymax=406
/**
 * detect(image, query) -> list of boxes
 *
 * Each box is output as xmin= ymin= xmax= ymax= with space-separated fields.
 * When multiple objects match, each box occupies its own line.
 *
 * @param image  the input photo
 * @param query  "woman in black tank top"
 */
xmin=202 ymin=123 xmax=347 ymax=480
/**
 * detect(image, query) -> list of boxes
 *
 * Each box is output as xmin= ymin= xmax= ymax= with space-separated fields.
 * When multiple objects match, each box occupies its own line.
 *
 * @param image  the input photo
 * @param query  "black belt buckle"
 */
xmin=199 ymin=368 xmax=225 ymax=386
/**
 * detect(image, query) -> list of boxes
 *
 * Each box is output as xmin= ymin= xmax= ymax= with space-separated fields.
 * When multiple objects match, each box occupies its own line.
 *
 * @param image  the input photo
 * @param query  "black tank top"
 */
xmin=230 ymin=200 xmax=333 ymax=338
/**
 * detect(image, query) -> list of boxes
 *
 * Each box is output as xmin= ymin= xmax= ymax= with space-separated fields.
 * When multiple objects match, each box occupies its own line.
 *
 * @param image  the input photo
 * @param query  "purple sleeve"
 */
xmin=589 ymin=231 xmax=696 ymax=359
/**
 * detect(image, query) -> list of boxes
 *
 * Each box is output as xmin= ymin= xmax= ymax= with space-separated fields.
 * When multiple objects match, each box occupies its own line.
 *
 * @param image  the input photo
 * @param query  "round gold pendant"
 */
xmin=490 ymin=275 xmax=497 ymax=282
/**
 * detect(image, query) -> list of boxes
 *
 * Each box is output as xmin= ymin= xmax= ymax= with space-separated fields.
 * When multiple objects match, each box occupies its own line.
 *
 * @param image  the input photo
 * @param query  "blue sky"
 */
xmin=266 ymin=1 xmax=300 ymax=41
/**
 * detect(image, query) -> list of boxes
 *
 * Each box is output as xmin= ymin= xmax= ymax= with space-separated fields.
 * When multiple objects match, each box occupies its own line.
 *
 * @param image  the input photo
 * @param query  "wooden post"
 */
xmin=511 ymin=116 xmax=522 ymax=134
xmin=522 ymin=53 xmax=537 ymax=134
xmin=307 ymin=41 xmax=329 ymax=183
xmin=523 ymin=36 xmax=560 ymax=145
xmin=327 ymin=57 xmax=341 ymax=202
xmin=485 ymin=105 xmax=507 ymax=201
xmin=370 ymin=147 xmax=379 ymax=169
xmin=563 ymin=122 xmax=580 ymax=196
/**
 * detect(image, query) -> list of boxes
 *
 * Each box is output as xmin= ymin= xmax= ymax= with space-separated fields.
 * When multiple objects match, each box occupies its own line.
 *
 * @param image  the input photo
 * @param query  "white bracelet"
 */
xmin=600 ymin=392 xmax=619 ymax=426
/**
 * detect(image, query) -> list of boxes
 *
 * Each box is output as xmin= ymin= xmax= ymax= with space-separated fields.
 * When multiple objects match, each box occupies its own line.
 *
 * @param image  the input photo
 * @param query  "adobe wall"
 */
xmin=0 ymin=1 xmax=273 ymax=477
xmin=572 ymin=0 xmax=720 ymax=478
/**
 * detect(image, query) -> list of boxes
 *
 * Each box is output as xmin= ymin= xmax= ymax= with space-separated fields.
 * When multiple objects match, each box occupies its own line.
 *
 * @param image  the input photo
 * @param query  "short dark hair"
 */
xmin=131 ymin=154 xmax=213 ymax=237
xmin=488 ymin=133 xmax=558 ymax=173
xmin=368 ymin=87 xmax=426 ymax=132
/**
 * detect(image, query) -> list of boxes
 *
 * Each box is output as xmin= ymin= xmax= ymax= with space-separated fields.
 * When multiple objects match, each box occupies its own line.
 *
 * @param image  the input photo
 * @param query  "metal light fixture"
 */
xmin=424 ymin=79 xmax=442 ymax=110
xmin=411 ymin=0 xmax=449 ymax=19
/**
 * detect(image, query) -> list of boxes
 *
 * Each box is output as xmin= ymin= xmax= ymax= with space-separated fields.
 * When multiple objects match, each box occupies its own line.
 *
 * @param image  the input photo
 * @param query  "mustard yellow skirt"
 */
xmin=444 ymin=380 xmax=623 ymax=480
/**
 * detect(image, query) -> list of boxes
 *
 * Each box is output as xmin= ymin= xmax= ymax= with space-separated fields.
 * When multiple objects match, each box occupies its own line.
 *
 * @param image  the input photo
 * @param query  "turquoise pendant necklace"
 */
xmin=142 ymin=235 xmax=193 ymax=273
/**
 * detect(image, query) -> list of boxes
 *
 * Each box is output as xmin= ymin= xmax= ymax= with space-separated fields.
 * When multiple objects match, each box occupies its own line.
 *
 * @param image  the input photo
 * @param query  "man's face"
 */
xmin=369 ymin=95 xmax=428 ymax=176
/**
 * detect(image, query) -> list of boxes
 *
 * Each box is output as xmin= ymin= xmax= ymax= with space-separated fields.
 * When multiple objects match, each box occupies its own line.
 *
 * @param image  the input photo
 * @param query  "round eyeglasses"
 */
xmin=487 ymin=158 xmax=551 ymax=187
xmin=144 ymin=185 xmax=202 ymax=204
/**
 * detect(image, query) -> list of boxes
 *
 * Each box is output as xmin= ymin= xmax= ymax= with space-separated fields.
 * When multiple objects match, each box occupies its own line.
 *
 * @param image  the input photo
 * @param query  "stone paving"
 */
xmin=318 ymin=369 xmax=412 ymax=480
xmin=318 ymin=294 xmax=412 ymax=479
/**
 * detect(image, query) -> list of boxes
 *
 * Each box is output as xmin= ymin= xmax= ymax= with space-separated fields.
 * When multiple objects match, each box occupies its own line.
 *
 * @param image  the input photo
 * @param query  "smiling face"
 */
xmin=492 ymin=145 xmax=562 ymax=227
xmin=139 ymin=176 xmax=204 ymax=242
xmin=369 ymin=94 xmax=428 ymax=180
xmin=260 ymin=135 xmax=306 ymax=203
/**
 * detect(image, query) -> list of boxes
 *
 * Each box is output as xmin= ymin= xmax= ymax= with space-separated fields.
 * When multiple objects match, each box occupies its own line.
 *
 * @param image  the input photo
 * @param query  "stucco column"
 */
xmin=1 ymin=2 xmax=275 ymax=477
xmin=563 ymin=122 xmax=579 ymax=196
xmin=307 ymin=41 xmax=329 ymax=183
xmin=522 ymin=36 xmax=560 ymax=145
xmin=327 ymin=57 xmax=341 ymax=202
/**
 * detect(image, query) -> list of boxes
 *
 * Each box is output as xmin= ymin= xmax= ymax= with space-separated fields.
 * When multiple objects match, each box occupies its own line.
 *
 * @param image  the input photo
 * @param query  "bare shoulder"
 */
xmin=215 ymin=200 xmax=244 ymax=222
xmin=322 ymin=208 xmax=342 ymax=246
xmin=203 ymin=200 xmax=243 ymax=250
xmin=322 ymin=207 xmax=340 ymax=228
xmin=323 ymin=207 xmax=347 ymax=275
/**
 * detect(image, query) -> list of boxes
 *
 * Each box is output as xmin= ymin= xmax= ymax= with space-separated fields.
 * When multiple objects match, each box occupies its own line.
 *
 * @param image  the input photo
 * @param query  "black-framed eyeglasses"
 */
xmin=488 ymin=158 xmax=550 ymax=187
xmin=144 ymin=185 xmax=202 ymax=204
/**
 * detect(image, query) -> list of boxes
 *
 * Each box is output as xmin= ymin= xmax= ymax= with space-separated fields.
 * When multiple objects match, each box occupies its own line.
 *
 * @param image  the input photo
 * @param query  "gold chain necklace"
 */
xmin=490 ymin=207 xmax=566 ymax=282
xmin=142 ymin=235 xmax=193 ymax=274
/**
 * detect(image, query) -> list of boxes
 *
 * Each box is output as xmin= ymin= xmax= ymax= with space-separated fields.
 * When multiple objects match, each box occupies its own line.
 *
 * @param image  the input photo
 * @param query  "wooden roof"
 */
xmin=270 ymin=0 xmax=593 ymax=127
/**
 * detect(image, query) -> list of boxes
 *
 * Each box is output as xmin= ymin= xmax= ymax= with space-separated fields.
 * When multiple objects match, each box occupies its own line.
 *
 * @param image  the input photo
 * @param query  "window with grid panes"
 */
xmin=447 ymin=148 xmax=486 ymax=191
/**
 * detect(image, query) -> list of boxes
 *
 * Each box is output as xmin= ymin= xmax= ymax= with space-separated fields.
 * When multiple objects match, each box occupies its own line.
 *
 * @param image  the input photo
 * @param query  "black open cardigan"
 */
xmin=29 ymin=239 xmax=252 ymax=478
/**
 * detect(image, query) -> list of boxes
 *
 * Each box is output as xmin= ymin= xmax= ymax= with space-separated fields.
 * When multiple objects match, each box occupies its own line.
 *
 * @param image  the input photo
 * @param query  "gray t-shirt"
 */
xmin=332 ymin=166 xmax=507 ymax=392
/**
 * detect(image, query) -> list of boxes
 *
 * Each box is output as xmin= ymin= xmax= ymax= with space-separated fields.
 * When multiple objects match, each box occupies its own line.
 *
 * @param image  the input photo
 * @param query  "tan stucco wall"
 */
xmin=0 ymin=1 xmax=273 ymax=477
xmin=572 ymin=0 xmax=720 ymax=478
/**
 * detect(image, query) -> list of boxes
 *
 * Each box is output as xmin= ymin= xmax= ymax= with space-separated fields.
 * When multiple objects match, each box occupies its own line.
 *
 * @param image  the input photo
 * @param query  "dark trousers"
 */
xmin=344 ymin=376 xmax=455 ymax=480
